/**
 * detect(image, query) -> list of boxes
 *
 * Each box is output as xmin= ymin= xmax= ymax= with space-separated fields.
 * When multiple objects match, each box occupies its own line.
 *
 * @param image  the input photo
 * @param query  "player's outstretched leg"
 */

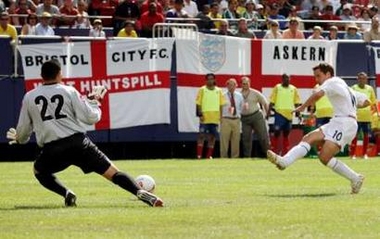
xmin=109 ymin=170 xmax=164 ymax=207
xmin=34 ymin=172 xmax=76 ymax=207
xmin=266 ymin=150 xmax=285 ymax=170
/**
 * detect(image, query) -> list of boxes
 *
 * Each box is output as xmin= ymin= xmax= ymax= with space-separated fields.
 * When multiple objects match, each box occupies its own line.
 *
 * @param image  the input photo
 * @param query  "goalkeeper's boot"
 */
xmin=267 ymin=150 xmax=286 ymax=170
xmin=65 ymin=191 xmax=77 ymax=207
xmin=137 ymin=190 xmax=164 ymax=207
xmin=351 ymin=174 xmax=365 ymax=194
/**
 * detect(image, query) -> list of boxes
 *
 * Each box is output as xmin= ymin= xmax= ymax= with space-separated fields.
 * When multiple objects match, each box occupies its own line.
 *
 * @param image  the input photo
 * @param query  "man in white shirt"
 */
xmin=267 ymin=63 xmax=369 ymax=194
xmin=6 ymin=60 xmax=163 ymax=207
xmin=35 ymin=12 xmax=55 ymax=36
xmin=183 ymin=0 xmax=198 ymax=17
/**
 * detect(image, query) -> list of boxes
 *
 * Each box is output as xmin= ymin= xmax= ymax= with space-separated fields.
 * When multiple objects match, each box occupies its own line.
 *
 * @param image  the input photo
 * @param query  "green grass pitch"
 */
xmin=1 ymin=158 xmax=380 ymax=239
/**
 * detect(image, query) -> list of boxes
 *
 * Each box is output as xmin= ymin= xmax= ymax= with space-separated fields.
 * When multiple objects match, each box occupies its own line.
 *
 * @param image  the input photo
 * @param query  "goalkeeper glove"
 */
xmin=87 ymin=85 xmax=107 ymax=105
xmin=6 ymin=128 xmax=18 ymax=145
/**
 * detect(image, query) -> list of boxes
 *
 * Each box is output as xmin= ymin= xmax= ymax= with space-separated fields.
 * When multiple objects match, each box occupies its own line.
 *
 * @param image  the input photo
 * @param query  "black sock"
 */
xmin=112 ymin=172 xmax=140 ymax=195
xmin=35 ymin=173 xmax=68 ymax=197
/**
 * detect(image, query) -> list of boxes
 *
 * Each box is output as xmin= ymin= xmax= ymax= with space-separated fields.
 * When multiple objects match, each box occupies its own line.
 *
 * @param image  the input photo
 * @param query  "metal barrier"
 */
xmin=152 ymin=23 xmax=198 ymax=39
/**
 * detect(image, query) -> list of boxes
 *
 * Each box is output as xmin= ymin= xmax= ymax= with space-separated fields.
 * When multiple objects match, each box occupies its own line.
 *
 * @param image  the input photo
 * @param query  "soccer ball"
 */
xmin=135 ymin=175 xmax=156 ymax=193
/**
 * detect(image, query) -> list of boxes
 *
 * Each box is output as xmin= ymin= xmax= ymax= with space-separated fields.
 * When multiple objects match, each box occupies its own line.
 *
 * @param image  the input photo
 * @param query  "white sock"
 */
xmin=326 ymin=157 xmax=359 ymax=181
xmin=282 ymin=142 xmax=310 ymax=167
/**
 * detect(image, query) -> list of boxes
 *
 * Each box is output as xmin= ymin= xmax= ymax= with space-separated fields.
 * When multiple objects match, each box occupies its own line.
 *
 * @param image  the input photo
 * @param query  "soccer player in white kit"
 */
xmin=267 ymin=63 xmax=368 ymax=194
xmin=6 ymin=60 xmax=164 ymax=207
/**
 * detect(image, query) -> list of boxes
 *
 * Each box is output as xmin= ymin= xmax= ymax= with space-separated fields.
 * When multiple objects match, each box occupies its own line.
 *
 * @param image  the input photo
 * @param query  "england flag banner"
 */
xmin=18 ymin=39 xmax=175 ymax=130
xmin=176 ymin=33 xmax=251 ymax=132
xmin=258 ymin=40 xmax=338 ymax=101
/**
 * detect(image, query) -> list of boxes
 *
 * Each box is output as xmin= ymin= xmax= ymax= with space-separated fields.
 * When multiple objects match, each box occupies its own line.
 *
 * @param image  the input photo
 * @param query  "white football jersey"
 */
xmin=16 ymin=83 xmax=101 ymax=147
xmin=319 ymin=77 xmax=365 ymax=117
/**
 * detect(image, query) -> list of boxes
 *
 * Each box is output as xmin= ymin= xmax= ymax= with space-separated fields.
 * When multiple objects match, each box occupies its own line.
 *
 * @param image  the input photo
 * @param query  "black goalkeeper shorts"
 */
xmin=34 ymin=133 xmax=111 ymax=175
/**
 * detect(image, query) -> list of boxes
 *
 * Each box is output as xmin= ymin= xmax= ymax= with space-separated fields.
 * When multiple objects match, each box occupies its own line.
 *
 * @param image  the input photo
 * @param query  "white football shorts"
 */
xmin=320 ymin=117 xmax=358 ymax=149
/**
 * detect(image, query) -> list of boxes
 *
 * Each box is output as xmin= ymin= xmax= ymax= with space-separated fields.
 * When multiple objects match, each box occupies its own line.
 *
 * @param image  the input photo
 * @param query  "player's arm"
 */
xmin=8 ymin=97 xmax=33 ymax=145
xmin=294 ymin=89 xmax=325 ymax=113
xmin=71 ymin=89 xmax=103 ymax=125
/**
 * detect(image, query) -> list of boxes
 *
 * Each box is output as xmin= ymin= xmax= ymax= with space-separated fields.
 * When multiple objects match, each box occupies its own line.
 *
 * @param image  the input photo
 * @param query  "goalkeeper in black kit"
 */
xmin=6 ymin=59 xmax=163 ymax=207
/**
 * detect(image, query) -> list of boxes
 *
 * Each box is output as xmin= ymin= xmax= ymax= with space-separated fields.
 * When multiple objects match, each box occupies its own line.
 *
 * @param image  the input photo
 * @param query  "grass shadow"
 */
xmin=266 ymin=193 xmax=337 ymax=198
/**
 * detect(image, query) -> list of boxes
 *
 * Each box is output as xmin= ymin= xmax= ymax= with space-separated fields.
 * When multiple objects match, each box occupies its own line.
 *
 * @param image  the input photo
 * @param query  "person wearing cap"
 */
xmin=35 ymin=11 xmax=55 ymax=36
xmin=307 ymin=25 xmax=325 ymax=40
xmin=89 ymin=19 xmax=105 ymax=37
xmin=242 ymin=0 xmax=260 ymax=30
xmin=363 ymin=16 xmax=380 ymax=42
xmin=117 ymin=20 xmax=138 ymax=37
xmin=234 ymin=18 xmax=256 ymax=38
xmin=195 ymin=73 xmax=226 ymax=159
xmin=268 ymin=74 xmax=302 ymax=155
xmin=0 ymin=12 xmax=17 ymax=41
xmin=326 ymin=25 xmax=340 ymax=40
xmin=282 ymin=17 xmax=305 ymax=39
xmin=255 ymin=3 xmax=267 ymax=30
xmin=343 ymin=23 xmax=362 ymax=40
xmin=263 ymin=20 xmax=282 ymax=39
xmin=267 ymin=3 xmax=286 ymax=29
xmin=340 ymin=4 xmax=357 ymax=21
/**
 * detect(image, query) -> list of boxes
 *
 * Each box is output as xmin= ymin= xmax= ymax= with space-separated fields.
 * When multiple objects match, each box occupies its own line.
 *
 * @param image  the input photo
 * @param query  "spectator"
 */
xmin=320 ymin=5 xmax=341 ymax=30
xmin=236 ymin=0 xmax=246 ymax=16
xmin=7 ymin=0 xmax=19 ymax=26
xmin=340 ymin=4 xmax=357 ymax=21
xmin=89 ymin=18 xmax=105 ymax=37
xmin=263 ymin=20 xmax=282 ymax=39
xmin=216 ymin=19 xmax=233 ymax=36
xmin=307 ymin=25 xmax=325 ymax=39
xmin=343 ymin=23 xmax=362 ymax=39
xmin=368 ymin=5 xmax=378 ymax=18
xmin=220 ymin=78 xmax=244 ymax=158
xmin=286 ymin=5 xmax=304 ymax=30
xmin=255 ymin=3 xmax=267 ymax=30
xmin=234 ymin=18 xmax=256 ymax=38
xmin=278 ymin=0 xmax=294 ymax=18
xmin=358 ymin=8 xmax=371 ymax=32
xmin=21 ymin=13 xmax=38 ymax=35
xmin=140 ymin=2 xmax=165 ymax=37
xmin=208 ymin=2 xmax=222 ymax=29
xmin=113 ymin=0 xmax=140 ymax=36
xmin=195 ymin=73 xmax=226 ymax=159
xmin=282 ymin=17 xmax=305 ymax=39
xmin=35 ymin=11 xmax=55 ymax=36
xmin=0 ymin=0 xmax=4 ymax=13
xmin=117 ymin=20 xmax=138 ymax=37
xmin=74 ymin=0 xmax=90 ymax=29
xmin=15 ymin=0 xmax=32 ymax=26
xmin=140 ymin=0 xmax=163 ymax=14
xmin=36 ymin=0 xmax=60 ymax=16
xmin=242 ymin=0 xmax=260 ymax=30
xmin=335 ymin=0 xmax=348 ymax=16
xmin=304 ymin=5 xmax=321 ymax=30
xmin=363 ymin=16 xmax=380 ymax=42
xmin=222 ymin=0 xmax=240 ymax=30
xmin=166 ymin=0 xmax=189 ymax=19
xmin=370 ymin=103 xmax=380 ymax=156
xmin=268 ymin=74 xmax=302 ymax=155
xmin=240 ymin=76 xmax=270 ymax=158
xmin=195 ymin=4 xmax=214 ymax=31
xmin=350 ymin=72 xmax=377 ymax=159
xmin=183 ymin=0 xmax=198 ymax=17
xmin=0 ymin=12 xmax=17 ymax=41
xmin=325 ymin=25 xmax=340 ymax=40
xmin=58 ymin=0 xmax=79 ymax=26
xmin=267 ymin=3 xmax=286 ymax=30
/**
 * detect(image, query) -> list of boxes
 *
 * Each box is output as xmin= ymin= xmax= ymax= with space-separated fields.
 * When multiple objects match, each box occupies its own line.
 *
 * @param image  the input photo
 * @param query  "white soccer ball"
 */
xmin=135 ymin=175 xmax=156 ymax=193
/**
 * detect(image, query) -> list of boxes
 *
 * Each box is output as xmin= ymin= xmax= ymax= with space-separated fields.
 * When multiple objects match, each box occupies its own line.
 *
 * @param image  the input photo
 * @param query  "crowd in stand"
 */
xmin=0 ymin=0 xmax=380 ymax=40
